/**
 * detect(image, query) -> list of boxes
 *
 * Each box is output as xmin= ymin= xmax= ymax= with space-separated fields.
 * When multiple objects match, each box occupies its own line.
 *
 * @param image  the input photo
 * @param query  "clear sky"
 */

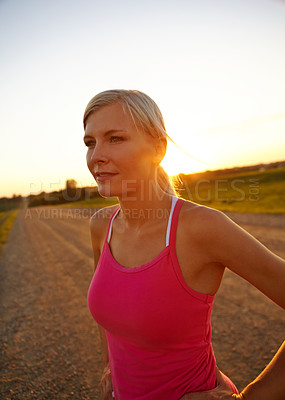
xmin=1 ymin=0 xmax=285 ymax=198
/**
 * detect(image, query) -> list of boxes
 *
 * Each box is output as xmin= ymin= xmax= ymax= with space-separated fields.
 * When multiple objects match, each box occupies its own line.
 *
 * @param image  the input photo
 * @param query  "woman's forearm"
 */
xmin=239 ymin=341 xmax=285 ymax=400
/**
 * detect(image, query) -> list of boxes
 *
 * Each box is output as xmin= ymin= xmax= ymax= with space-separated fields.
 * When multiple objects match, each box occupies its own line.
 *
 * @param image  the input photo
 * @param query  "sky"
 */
xmin=1 ymin=0 xmax=285 ymax=198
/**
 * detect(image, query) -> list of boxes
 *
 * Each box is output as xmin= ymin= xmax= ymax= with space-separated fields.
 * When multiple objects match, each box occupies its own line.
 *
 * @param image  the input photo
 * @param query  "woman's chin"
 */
xmin=97 ymin=184 xmax=119 ymax=198
xmin=98 ymin=189 xmax=114 ymax=198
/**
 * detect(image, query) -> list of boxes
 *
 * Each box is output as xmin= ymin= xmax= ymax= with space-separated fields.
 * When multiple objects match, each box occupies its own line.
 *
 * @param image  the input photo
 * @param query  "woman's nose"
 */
xmin=88 ymin=143 xmax=108 ymax=165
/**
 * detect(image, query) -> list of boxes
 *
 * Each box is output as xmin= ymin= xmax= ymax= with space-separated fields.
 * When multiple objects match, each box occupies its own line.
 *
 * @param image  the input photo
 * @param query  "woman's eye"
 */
xmin=85 ymin=141 xmax=95 ymax=148
xmin=110 ymin=136 xmax=123 ymax=143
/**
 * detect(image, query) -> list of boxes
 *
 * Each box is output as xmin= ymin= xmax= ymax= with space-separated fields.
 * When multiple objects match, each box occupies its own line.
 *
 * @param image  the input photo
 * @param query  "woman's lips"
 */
xmin=94 ymin=172 xmax=118 ymax=182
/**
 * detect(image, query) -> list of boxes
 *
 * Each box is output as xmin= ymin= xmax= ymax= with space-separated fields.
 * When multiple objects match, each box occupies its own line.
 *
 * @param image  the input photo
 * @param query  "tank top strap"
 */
xmin=106 ymin=206 xmax=121 ymax=244
xmin=168 ymin=197 xmax=184 ymax=247
xmin=165 ymin=196 xmax=178 ymax=246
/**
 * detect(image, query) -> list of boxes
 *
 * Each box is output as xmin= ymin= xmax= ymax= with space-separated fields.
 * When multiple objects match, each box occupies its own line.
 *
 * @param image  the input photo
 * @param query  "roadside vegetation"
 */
xmin=0 ymin=210 xmax=19 ymax=251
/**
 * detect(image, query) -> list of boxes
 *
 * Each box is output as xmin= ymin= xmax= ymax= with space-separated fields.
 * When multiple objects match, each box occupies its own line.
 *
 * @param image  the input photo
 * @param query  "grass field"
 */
xmin=0 ymin=210 xmax=19 ymax=250
xmin=179 ymin=166 xmax=285 ymax=213
xmin=58 ymin=196 xmax=119 ymax=209
xmin=54 ymin=166 xmax=285 ymax=214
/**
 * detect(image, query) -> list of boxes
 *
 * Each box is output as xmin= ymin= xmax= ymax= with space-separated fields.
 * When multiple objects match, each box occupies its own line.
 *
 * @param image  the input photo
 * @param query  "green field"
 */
xmin=58 ymin=196 xmax=119 ymax=209
xmin=179 ymin=166 xmax=285 ymax=213
xmin=55 ymin=166 xmax=285 ymax=214
xmin=0 ymin=210 xmax=19 ymax=250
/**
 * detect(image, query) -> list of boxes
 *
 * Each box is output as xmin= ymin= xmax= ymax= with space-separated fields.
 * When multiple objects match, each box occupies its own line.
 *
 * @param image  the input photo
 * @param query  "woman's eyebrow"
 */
xmin=103 ymin=129 xmax=127 ymax=136
xmin=84 ymin=129 xmax=127 ymax=141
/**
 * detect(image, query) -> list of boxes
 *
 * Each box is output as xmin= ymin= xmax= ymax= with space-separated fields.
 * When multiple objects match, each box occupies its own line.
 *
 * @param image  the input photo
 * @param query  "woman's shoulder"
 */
xmin=178 ymin=198 xmax=229 ymax=239
xmin=179 ymin=198 xmax=225 ymax=220
xmin=89 ymin=204 xmax=119 ymax=241
xmin=90 ymin=204 xmax=119 ymax=222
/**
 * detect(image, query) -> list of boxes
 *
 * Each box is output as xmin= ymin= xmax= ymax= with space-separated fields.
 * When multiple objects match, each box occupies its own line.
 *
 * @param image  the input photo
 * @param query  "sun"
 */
xmin=161 ymin=139 xmax=207 ymax=177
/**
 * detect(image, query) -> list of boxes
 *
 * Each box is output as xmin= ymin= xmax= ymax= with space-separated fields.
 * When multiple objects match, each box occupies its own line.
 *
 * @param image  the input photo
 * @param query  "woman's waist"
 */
xmin=110 ymin=344 xmax=216 ymax=399
xmin=109 ymin=337 xmax=216 ymax=385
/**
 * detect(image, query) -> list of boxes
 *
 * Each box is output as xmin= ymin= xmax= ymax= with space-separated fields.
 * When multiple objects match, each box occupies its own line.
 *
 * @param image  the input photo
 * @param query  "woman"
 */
xmin=84 ymin=90 xmax=285 ymax=400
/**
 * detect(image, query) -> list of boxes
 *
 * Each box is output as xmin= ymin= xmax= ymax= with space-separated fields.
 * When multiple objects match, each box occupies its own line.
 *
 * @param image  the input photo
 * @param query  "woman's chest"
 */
xmin=88 ymin=245 xmax=212 ymax=347
xmin=109 ymin=220 xmax=169 ymax=268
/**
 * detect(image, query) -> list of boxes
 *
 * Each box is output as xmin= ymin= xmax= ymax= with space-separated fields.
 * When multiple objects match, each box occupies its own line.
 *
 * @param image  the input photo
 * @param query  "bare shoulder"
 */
xmin=90 ymin=205 xmax=119 ymax=228
xmin=89 ymin=205 xmax=119 ymax=247
xmin=179 ymin=199 xmax=231 ymax=237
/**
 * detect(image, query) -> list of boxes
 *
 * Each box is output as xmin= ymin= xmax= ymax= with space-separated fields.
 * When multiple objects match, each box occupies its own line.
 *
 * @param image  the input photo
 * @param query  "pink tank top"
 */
xmin=88 ymin=197 xmax=238 ymax=399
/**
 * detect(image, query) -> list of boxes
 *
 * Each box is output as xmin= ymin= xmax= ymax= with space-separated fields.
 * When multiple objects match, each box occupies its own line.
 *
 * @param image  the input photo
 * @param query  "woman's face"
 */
xmin=84 ymin=103 xmax=159 ymax=199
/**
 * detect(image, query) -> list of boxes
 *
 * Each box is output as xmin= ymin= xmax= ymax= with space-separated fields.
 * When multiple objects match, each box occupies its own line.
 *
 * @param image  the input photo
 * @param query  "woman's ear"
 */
xmin=154 ymin=137 xmax=167 ymax=164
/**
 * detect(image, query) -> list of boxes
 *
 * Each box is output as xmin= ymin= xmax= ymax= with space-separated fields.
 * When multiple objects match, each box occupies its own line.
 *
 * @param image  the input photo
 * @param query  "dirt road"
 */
xmin=0 ymin=207 xmax=284 ymax=399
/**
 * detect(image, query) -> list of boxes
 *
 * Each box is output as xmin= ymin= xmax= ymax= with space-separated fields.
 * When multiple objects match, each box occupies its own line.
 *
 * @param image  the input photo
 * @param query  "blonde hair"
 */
xmin=83 ymin=89 xmax=179 ymax=196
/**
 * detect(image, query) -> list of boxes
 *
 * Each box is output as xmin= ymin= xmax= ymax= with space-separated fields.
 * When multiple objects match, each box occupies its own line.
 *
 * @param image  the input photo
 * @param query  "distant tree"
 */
xmin=66 ymin=179 xmax=77 ymax=190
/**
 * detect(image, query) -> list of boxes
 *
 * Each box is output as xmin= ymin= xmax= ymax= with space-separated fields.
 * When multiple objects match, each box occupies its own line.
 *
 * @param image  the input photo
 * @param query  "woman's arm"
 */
xmin=180 ymin=341 xmax=285 ymax=400
xmin=239 ymin=340 xmax=285 ymax=400
xmin=204 ymin=209 xmax=285 ymax=309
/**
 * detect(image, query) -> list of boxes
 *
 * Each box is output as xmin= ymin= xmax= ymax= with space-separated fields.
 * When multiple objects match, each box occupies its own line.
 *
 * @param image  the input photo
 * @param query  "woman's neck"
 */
xmin=117 ymin=186 xmax=174 ymax=228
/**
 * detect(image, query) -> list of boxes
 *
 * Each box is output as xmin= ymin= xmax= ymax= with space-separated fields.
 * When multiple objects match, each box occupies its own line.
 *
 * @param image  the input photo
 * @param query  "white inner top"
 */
xmin=107 ymin=196 xmax=178 ymax=246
